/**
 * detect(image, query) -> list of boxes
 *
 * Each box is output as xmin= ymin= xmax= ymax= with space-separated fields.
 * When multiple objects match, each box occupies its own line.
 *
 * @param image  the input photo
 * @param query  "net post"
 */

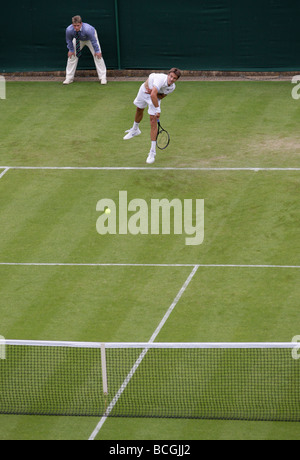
xmin=101 ymin=343 xmax=108 ymax=411
xmin=0 ymin=336 xmax=5 ymax=360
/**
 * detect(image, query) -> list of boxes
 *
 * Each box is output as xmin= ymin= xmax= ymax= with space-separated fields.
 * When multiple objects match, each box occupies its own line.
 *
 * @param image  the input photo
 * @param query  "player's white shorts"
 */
xmin=133 ymin=83 xmax=161 ymax=116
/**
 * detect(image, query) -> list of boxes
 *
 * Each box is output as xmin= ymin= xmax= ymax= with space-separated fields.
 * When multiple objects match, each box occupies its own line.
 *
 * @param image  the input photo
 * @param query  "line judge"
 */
xmin=64 ymin=15 xmax=107 ymax=85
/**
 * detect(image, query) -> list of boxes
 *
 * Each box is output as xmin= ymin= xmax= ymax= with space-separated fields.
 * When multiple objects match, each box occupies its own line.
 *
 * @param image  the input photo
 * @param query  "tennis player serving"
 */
xmin=123 ymin=68 xmax=181 ymax=164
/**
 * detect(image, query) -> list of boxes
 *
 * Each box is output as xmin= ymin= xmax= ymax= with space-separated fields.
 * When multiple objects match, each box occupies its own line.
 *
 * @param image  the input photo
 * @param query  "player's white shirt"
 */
xmin=147 ymin=73 xmax=176 ymax=95
xmin=134 ymin=72 xmax=176 ymax=115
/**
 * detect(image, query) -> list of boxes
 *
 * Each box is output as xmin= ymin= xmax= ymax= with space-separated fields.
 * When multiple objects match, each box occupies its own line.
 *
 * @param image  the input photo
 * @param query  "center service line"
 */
xmin=88 ymin=265 xmax=199 ymax=441
xmin=0 ymin=168 xmax=10 ymax=179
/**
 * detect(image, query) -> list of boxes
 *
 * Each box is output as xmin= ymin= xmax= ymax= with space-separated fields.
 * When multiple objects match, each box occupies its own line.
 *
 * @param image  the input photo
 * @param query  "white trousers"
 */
xmin=65 ymin=31 xmax=107 ymax=81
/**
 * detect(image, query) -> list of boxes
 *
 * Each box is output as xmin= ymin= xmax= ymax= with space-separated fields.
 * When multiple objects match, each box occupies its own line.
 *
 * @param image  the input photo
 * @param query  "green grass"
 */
xmin=1 ymin=81 xmax=300 ymax=167
xmin=0 ymin=81 xmax=299 ymax=440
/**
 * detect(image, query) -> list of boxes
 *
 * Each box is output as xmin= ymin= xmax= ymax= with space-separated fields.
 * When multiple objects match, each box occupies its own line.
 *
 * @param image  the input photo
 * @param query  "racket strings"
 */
xmin=157 ymin=129 xmax=170 ymax=149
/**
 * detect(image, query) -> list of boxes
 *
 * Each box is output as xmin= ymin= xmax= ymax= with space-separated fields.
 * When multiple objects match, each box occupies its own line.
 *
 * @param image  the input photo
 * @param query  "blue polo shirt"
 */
xmin=66 ymin=23 xmax=100 ymax=53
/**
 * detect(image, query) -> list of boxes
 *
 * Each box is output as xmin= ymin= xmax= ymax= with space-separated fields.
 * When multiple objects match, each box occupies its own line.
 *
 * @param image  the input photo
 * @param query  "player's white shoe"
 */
xmin=123 ymin=128 xmax=141 ymax=140
xmin=146 ymin=151 xmax=156 ymax=164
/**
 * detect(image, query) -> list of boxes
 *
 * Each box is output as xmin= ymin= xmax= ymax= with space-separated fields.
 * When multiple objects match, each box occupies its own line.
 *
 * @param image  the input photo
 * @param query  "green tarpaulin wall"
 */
xmin=2 ymin=0 xmax=300 ymax=72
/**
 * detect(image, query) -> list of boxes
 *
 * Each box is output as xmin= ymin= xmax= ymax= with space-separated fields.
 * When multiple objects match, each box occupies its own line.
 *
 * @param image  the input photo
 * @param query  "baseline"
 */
xmin=0 ymin=166 xmax=300 ymax=172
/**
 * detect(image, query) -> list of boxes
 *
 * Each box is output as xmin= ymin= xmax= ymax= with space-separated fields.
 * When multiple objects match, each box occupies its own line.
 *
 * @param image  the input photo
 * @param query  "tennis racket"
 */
xmin=156 ymin=119 xmax=170 ymax=150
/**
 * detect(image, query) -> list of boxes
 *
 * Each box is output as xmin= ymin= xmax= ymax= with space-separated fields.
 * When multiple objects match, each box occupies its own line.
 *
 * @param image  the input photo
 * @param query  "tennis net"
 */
xmin=0 ymin=341 xmax=300 ymax=421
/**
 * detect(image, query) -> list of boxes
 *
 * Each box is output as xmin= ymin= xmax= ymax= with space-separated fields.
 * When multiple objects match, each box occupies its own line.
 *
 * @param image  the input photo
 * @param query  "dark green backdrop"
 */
xmin=1 ymin=0 xmax=300 ymax=72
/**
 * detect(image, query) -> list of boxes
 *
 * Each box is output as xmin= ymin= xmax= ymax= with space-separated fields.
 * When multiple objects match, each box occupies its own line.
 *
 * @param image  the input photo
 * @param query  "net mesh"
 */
xmin=0 ymin=342 xmax=299 ymax=420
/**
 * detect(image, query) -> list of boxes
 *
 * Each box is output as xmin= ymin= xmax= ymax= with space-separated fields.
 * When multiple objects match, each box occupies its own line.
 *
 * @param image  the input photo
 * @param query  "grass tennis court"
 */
xmin=0 ymin=81 xmax=299 ymax=440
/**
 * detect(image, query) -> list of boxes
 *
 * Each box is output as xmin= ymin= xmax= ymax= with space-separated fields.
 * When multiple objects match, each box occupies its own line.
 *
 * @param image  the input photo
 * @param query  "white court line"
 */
xmin=0 ymin=166 xmax=300 ymax=172
xmin=0 ymin=262 xmax=299 ymax=269
xmin=88 ymin=265 xmax=199 ymax=441
xmin=0 ymin=167 xmax=10 ymax=179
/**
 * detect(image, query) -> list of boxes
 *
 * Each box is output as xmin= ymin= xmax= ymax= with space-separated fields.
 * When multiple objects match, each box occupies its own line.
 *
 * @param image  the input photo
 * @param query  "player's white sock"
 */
xmin=151 ymin=141 xmax=156 ymax=153
xmin=133 ymin=122 xmax=139 ymax=130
